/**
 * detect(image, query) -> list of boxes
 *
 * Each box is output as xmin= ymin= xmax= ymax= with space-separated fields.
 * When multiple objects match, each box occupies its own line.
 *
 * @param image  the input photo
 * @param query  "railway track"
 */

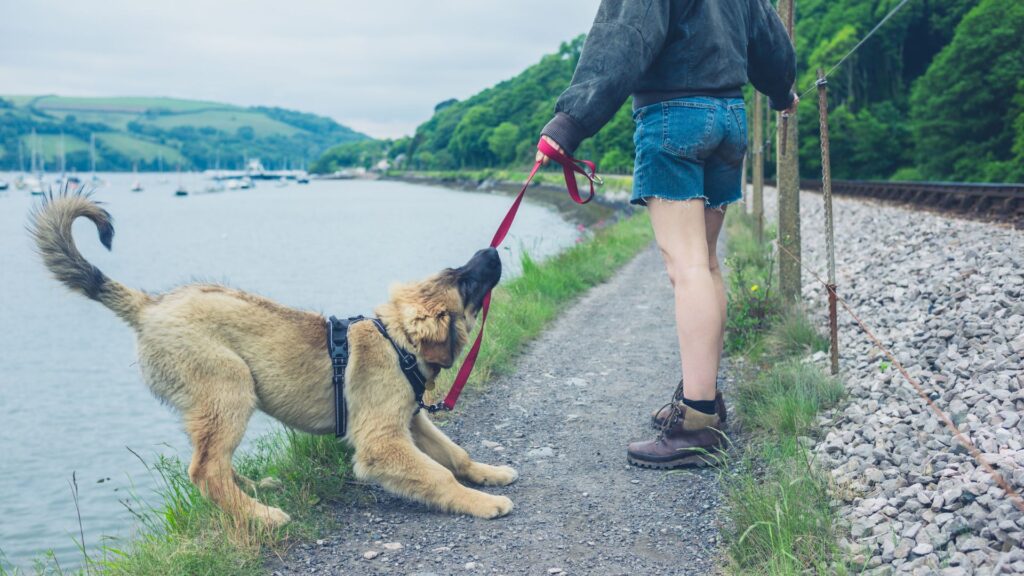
xmin=793 ymin=179 xmax=1024 ymax=228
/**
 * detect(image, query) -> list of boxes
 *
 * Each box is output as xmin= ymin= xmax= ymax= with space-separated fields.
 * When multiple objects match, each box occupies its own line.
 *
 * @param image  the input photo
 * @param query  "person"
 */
xmin=538 ymin=0 xmax=798 ymax=469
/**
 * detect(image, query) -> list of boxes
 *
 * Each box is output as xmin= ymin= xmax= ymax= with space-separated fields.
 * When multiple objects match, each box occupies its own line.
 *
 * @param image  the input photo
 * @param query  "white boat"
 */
xmin=0 ymin=180 xmax=9 ymax=191
xmin=239 ymin=177 xmax=254 ymax=189
xmin=131 ymin=181 xmax=144 ymax=192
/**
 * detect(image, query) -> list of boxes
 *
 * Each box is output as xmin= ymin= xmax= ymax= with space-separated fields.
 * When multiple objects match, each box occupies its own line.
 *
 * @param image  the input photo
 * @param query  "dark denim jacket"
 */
xmin=543 ymin=0 xmax=796 ymax=154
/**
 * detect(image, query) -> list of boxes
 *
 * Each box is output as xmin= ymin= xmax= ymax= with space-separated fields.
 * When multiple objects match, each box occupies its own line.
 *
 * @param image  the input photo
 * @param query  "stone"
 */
xmin=363 ymin=550 xmax=380 ymax=560
xmin=912 ymin=542 xmax=934 ymax=556
xmin=527 ymin=447 xmax=555 ymax=459
xmin=383 ymin=542 xmax=403 ymax=551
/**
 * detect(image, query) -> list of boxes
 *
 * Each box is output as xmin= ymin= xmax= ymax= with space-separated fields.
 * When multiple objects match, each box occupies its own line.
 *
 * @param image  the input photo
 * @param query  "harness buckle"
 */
xmin=420 ymin=400 xmax=451 ymax=413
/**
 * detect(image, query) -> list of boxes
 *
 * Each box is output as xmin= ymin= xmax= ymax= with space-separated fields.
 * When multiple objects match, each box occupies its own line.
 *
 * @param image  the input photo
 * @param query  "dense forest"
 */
xmin=0 ymin=96 xmax=367 ymax=172
xmin=315 ymin=0 xmax=1023 ymax=183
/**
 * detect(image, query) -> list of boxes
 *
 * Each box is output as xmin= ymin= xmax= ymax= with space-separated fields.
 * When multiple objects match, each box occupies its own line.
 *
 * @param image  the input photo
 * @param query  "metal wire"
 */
xmin=774 ymin=241 xmax=1024 ymax=514
xmin=762 ymin=0 xmax=918 ymax=148
xmin=800 ymin=0 xmax=914 ymax=98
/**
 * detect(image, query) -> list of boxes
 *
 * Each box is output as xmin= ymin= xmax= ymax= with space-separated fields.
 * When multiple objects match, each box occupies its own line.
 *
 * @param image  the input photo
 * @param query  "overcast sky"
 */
xmin=0 ymin=1 xmax=598 ymax=138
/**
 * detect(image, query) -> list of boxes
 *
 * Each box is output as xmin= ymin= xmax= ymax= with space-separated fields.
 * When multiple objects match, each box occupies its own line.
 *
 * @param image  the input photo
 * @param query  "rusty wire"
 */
xmin=773 ymin=241 xmax=1024 ymax=514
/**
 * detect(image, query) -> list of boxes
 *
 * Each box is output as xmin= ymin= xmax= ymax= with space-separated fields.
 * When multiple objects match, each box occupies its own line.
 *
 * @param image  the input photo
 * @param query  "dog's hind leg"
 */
xmin=182 ymin=365 xmax=290 ymax=527
xmin=352 ymin=425 xmax=513 ymax=519
xmin=411 ymin=412 xmax=518 ymax=487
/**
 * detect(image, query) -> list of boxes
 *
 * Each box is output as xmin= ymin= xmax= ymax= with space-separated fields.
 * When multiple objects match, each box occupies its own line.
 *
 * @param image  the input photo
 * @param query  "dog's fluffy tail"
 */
xmin=29 ymin=190 xmax=151 ymax=327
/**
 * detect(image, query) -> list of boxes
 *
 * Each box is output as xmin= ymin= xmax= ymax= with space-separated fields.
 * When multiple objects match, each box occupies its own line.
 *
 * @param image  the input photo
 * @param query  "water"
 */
xmin=0 ymin=172 xmax=578 ymax=569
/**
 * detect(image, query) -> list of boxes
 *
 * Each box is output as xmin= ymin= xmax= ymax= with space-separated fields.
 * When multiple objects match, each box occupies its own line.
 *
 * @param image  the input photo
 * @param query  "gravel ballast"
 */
xmin=268 ymin=245 xmax=728 ymax=575
xmin=766 ymin=189 xmax=1024 ymax=574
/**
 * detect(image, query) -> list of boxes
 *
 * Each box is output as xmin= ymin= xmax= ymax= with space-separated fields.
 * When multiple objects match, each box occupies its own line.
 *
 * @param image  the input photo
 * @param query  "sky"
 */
xmin=0 ymin=1 xmax=598 ymax=139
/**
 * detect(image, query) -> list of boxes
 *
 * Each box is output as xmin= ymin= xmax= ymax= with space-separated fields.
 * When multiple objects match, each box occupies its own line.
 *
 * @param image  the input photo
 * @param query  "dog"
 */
xmin=29 ymin=192 xmax=518 ymax=526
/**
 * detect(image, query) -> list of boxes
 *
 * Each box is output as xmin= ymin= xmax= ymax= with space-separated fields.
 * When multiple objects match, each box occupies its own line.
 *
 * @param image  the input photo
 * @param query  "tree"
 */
xmin=910 ymin=0 xmax=1024 ymax=181
xmin=487 ymin=122 xmax=520 ymax=164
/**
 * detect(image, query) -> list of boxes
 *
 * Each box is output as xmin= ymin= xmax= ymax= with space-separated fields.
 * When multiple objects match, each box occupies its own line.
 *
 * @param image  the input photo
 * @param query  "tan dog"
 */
xmin=29 ymin=192 xmax=517 ymax=526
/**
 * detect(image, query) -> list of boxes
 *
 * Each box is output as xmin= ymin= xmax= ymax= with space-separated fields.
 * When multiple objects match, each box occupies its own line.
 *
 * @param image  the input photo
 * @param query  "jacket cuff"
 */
xmin=768 ymin=90 xmax=795 ymax=112
xmin=541 ymin=112 xmax=587 ymax=155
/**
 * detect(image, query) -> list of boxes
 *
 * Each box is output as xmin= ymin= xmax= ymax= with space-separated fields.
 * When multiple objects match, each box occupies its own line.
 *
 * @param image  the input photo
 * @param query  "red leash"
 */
xmin=427 ymin=138 xmax=601 ymax=412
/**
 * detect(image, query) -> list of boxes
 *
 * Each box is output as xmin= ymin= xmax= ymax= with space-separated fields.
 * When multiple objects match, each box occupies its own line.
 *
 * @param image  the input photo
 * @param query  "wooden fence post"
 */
xmin=776 ymin=0 xmax=801 ymax=302
xmin=753 ymin=91 xmax=765 ymax=244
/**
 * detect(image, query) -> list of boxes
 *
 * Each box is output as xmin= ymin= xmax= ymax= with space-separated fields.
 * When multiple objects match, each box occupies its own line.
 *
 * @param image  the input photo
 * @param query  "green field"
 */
xmin=94 ymin=133 xmax=187 ymax=164
xmin=27 ymin=95 xmax=241 ymax=113
xmin=139 ymin=110 xmax=301 ymax=138
xmin=18 ymin=133 xmax=89 ymax=165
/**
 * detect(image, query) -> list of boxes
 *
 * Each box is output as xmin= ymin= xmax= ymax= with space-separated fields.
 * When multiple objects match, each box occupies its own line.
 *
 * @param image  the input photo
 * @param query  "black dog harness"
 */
xmin=327 ymin=315 xmax=431 ymax=437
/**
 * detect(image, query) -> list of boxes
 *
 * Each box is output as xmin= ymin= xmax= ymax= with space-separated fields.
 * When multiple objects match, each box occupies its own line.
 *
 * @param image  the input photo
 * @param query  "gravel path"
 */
xmin=268 ymin=244 xmax=729 ymax=576
xmin=765 ymin=189 xmax=1024 ymax=575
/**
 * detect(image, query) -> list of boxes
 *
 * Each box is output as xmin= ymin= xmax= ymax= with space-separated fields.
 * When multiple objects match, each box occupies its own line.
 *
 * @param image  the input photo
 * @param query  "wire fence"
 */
xmin=756 ymin=0 xmax=1024 ymax=516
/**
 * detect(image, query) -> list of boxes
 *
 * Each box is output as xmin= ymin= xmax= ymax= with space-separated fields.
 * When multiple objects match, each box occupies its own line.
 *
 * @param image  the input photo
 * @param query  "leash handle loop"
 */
xmin=442 ymin=139 xmax=601 ymax=412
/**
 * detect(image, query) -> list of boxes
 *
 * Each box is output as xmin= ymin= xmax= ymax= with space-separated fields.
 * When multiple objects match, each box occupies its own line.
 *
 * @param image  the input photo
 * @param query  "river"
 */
xmin=0 ymin=172 xmax=579 ymax=570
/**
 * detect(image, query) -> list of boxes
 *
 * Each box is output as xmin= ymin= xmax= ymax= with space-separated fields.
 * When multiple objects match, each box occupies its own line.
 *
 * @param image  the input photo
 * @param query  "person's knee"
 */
xmin=668 ymin=263 xmax=714 ymax=290
xmin=708 ymin=256 xmax=721 ymax=277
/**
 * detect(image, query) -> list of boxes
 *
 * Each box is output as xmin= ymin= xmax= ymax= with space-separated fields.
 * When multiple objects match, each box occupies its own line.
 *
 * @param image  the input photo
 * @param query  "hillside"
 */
xmin=319 ymin=0 xmax=1023 ymax=184
xmin=0 ymin=95 xmax=368 ymax=172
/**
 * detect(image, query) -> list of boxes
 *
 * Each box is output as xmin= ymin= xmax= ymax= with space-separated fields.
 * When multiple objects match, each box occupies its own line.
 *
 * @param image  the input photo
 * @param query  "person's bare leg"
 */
xmin=648 ymin=198 xmax=720 ymax=402
xmin=704 ymin=207 xmax=728 ymax=360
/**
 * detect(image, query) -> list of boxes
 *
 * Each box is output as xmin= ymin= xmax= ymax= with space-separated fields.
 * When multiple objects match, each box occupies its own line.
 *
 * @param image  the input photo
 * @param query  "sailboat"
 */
xmin=130 ymin=163 xmax=143 ymax=192
xmin=28 ymin=130 xmax=45 ymax=196
xmin=174 ymin=165 xmax=188 ymax=196
xmin=89 ymin=133 xmax=104 ymax=186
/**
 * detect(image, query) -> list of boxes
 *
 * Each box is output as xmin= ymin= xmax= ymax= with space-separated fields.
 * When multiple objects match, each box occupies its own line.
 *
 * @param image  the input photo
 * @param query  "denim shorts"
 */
xmin=631 ymin=96 xmax=747 ymax=209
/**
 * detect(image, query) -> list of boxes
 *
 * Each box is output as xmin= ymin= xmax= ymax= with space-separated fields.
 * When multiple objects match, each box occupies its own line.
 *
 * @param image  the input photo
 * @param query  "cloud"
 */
xmin=0 ymin=0 xmax=597 ymax=138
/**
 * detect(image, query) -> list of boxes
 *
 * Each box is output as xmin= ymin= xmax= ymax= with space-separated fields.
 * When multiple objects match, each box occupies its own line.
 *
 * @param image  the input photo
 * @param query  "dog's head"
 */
xmin=388 ymin=247 xmax=501 ymax=369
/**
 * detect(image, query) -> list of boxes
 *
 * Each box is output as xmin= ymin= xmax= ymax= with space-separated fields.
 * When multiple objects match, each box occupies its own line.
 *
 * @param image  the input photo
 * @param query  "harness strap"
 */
xmin=327 ymin=315 xmax=366 ymax=437
xmin=367 ymin=318 xmax=431 ymax=409
xmin=327 ymin=315 xmax=432 ymax=437
xmin=430 ymin=138 xmax=600 ymax=413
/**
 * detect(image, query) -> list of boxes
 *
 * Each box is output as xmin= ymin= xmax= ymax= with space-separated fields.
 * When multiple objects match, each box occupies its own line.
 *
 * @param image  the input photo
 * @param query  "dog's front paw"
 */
xmin=467 ymin=494 xmax=514 ymax=519
xmin=254 ymin=505 xmax=291 ymax=527
xmin=465 ymin=463 xmax=519 ymax=486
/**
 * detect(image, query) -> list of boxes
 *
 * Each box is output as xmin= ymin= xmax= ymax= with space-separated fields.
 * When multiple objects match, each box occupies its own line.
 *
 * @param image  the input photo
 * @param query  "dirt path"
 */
xmin=269 ymin=245 xmax=728 ymax=576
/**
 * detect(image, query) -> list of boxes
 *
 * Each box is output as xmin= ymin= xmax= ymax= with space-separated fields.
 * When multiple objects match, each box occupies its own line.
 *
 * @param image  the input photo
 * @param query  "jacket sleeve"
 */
xmin=541 ymin=0 xmax=671 ymax=154
xmin=747 ymin=0 xmax=797 ymax=111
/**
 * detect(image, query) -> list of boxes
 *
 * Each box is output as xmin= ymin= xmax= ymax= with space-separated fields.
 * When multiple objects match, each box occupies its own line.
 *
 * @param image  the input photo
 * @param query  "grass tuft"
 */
xmin=721 ymin=208 xmax=847 ymax=575
xmin=735 ymin=360 xmax=844 ymax=438
xmin=764 ymin=308 xmax=830 ymax=361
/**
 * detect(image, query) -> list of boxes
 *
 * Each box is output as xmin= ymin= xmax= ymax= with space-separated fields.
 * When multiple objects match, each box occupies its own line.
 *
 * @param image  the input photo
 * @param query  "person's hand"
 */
xmin=783 ymin=92 xmax=799 ymax=116
xmin=535 ymin=135 xmax=564 ymax=166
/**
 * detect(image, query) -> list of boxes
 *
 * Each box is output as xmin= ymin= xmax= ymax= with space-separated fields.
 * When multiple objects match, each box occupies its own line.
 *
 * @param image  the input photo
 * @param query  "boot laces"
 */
xmin=657 ymin=401 xmax=685 ymax=441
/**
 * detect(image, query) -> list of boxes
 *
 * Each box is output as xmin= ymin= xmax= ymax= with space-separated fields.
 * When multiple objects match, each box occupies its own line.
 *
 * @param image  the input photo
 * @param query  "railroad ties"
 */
xmin=794 ymin=179 xmax=1024 ymax=229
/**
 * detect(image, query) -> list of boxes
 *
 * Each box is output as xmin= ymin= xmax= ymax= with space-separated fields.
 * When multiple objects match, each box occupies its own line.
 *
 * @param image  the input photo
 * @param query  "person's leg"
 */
xmin=704 ymin=206 xmax=727 ymax=360
xmin=648 ymin=198 xmax=720 ymax=403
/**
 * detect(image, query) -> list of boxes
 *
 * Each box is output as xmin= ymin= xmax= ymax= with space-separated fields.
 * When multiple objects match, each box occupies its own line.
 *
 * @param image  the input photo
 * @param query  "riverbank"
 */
xmin=385 ymin=168 xmax=635 ymax=228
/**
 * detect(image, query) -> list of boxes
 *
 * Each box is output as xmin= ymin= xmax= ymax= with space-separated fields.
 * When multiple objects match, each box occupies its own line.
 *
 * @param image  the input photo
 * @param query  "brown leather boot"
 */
xmin=628 ymin=402 xmax=727 ymax=469
xmin=651 ymin=387 xmax=727 ymax=430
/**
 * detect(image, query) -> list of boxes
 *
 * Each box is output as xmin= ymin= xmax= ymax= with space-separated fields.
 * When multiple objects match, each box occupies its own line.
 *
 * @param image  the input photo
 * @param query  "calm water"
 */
xmin=0 ymin=172 xmax=578 ymax=569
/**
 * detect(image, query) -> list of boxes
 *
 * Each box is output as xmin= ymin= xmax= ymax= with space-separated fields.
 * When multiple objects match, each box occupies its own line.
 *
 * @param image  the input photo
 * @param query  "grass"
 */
xmin=4 ymin=208 xmax=654 ymax=576
xmin=139 ymin=110 xmax=301 ymax=138
xmin=93 ymin=133 xmax=187 ymax=165
xmin=18 ymin=134 xmax=89 ymax=164
xmin=24 ymin=96 xmax=241 ymax=113
xmin=721 ymin=208 xmax=848 ymax=575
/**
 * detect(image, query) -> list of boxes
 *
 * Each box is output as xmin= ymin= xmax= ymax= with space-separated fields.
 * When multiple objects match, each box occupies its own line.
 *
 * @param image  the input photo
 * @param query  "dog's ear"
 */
xmin=407 ymin=311 xmax=454 ymax=368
